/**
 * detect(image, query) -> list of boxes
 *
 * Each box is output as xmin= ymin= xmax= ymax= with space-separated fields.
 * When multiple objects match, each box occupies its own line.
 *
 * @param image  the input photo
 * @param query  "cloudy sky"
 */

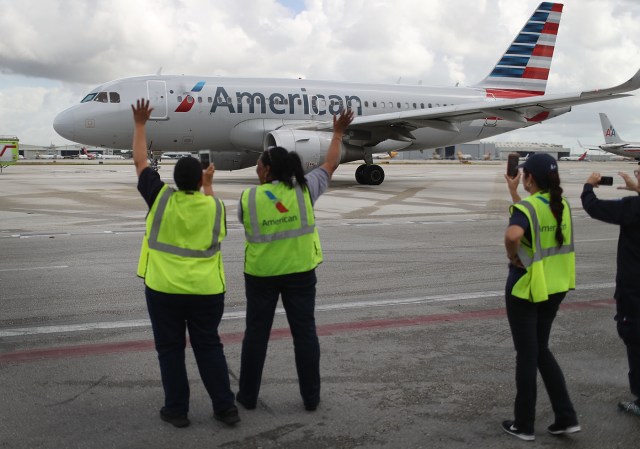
xmin=1 ymin=0 xmax=640 ymax=152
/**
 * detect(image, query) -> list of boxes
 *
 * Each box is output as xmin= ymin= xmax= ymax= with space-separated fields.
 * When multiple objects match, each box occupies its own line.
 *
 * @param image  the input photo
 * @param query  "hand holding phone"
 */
xmin=599 ymin=176 xmax=613 ymax=186
xmin=506 ymin=153 xmax=520 ymax=178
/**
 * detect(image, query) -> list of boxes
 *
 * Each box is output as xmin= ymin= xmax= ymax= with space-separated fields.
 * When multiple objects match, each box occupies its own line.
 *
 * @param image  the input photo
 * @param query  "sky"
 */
xmin=1 ymin=0 xmax=640 ymax=153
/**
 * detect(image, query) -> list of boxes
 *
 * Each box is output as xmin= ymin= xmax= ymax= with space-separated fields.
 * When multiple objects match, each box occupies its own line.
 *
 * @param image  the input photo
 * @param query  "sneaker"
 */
xmin=214 ymin=406 xmax=240 ymax=426
xmin=547 ymin=422 xmax=581 ymax=435
xmin=618 ymin=401 xmax=640 ymax=417
xmin=160 ymin=407 xmax=190 ymax=428
xmin=501 ymin=420 xmax=535 ymax=441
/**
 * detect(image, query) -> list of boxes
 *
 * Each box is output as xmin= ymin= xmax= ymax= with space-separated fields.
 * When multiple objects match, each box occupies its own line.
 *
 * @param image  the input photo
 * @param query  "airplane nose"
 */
xmin=53 ymin=109 xmax=75 ymax=141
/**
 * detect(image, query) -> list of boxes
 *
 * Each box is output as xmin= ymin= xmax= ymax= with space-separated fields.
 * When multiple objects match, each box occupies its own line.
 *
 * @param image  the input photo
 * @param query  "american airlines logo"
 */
xmin=606 ymin=127 xmax=616 ymax=137
xmin=175 ymin=85 xmax=362 ymax=116
xmin=0 ymin=145 xmax=17 ymax=157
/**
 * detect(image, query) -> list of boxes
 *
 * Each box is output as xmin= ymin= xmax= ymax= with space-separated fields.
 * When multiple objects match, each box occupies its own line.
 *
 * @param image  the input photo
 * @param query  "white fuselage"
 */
xmin=54 ymin=75 xmax=549 ymax=164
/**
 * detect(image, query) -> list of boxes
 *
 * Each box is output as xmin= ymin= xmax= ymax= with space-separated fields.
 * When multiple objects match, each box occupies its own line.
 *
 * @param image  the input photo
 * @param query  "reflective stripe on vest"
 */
xmin=148 ymin=187 xmax=222 ymax=258
xmin=245 ymin=185 xmax=315 ymax=243
xmin=516 ymin=198 xmax=574 ymax=269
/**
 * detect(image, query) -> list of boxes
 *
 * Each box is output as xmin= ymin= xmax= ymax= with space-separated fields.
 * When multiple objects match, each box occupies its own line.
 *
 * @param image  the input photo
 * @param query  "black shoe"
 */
xmin=214 ymin=406 xmax=240 ymax=426
xmin=304 ymin=401 xmax=319 ymax=411
xmin=160 ymin=407 xmax=190 ymax=428
xmin=547 ymin=422 xmax=581 ymax=435
xmin=501 ymin=420 xmax=534 ymax=441
xmin=236 ymin=393 xmax=256 ymax=410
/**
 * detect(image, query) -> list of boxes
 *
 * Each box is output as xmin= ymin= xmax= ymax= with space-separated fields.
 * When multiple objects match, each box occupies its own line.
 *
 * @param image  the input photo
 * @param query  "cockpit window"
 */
xmin=109 ymin=92 xmax=120 ymax=103
xmin=81 ymin=93 xmax=97 ymax=103
xmin=95 ymin=92 xmax=109 ymax=103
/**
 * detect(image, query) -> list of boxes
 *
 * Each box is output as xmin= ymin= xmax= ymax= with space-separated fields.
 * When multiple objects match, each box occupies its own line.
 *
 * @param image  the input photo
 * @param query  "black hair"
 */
xmin=260 ymin=147 xmax=307 ymax=189
xmin=173 ymin=156 xmax=202 ymax=191
xmin=524 ymin=168 xmax=564 ymax=247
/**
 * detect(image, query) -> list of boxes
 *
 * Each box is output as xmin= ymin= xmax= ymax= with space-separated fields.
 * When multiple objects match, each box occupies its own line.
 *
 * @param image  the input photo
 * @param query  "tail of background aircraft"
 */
xmin=599 ymin=113 xmax=624 ymax=144
xmin=475 ymin=2 xmax=562 ymax=98
xmin=578 ymin=151 xmax=588 ymax=161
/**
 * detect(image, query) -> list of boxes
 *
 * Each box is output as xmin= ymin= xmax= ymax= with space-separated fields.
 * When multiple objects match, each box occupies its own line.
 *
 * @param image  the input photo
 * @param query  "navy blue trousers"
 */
xmin=145 ymin=287 xmax=235 ymax=414
xmin=617 ymin=317 xmax=640 ymax=404
xmin=238 ymin=270 xmax=320 ymax=408
xmin=505 ymin=290 xmax=578 ymax=433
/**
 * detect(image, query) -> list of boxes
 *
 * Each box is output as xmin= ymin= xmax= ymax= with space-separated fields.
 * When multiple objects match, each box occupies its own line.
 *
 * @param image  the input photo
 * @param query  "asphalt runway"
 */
xmin=1 ymin=160 xmax=639 ymax=448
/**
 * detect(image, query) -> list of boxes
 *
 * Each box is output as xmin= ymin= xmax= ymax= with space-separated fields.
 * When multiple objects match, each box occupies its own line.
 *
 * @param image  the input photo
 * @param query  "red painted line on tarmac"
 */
xmin=0 ymin=298 xmax=614 ymax=365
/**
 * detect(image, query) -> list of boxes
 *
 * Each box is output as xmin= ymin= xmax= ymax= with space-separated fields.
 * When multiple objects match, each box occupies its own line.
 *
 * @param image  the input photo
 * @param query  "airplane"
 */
xmin=598 ymin=113 xmax=640 ymax=161
xmin=53 ymin=2 xmax=640 ymax=185
xmin=559 ymin=151 xmax=588 ymax=161
xmin=373 ymin=151 xmax=398 ymax=160
xmin=457 ymin=151 xmax=472 ymax=163
xmin=78 ymin=147 xmax=97 ymax=159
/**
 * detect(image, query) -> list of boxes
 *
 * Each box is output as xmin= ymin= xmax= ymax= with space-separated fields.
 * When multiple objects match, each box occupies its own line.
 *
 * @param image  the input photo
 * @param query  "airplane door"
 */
xmin=147 ymin=81 xmax=168 ymax=120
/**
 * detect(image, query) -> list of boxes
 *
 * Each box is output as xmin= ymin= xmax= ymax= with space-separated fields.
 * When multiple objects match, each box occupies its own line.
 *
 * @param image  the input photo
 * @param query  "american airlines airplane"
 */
xmin=598 ymin=113 xmax=640 ymax=161
xmin=53 ymin=2 xmax=640 ymax=185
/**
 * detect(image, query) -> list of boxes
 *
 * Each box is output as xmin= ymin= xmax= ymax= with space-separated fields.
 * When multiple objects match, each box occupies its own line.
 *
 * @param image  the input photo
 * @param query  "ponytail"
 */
xmin=260 ymin=146 xmax=308 ymax=189
xmin=547 ymin=171 xmax=564 ymax=247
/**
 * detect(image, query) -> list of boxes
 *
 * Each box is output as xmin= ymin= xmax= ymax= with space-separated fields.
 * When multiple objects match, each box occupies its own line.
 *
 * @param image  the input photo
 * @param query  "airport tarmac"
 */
xmin=1 ymin=160 xmax=639 ymax=448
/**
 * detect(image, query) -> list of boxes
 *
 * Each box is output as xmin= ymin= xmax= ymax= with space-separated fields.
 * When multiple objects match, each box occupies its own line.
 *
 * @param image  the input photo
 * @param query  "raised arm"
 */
xmin=320 ymin=108 xmax=354 ymax=178
xmin=131 ymin=98 xmax=154 ymax=177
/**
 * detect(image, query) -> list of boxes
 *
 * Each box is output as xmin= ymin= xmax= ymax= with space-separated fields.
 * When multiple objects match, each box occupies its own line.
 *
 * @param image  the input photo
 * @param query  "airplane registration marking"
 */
xmin=0 ymin=283 xmax=615 ymax=338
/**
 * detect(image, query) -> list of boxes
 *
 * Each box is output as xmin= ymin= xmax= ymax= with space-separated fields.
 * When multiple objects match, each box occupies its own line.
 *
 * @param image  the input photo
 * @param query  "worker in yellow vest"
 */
xmin=501 ymin=153 xmax=579 ymax=441
xmin=236 ymin=109 xmax=354 ymax=412
xmin=132 ymin=99 xmax=238 ymax=428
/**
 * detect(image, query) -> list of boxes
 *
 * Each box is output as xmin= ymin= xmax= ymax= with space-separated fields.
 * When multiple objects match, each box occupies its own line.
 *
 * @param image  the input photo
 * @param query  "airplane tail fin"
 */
xmin=578 ymin=151 xmax=587 ymax=161
xmin=599 ymin=113 xmax=623 ymax=144
xmin=475 ymin=2 xmax=563 ymax=99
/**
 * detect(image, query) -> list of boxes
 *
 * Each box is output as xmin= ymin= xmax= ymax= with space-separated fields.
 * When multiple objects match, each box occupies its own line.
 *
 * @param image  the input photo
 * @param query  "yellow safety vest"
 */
xmin=241 ymin=182 xmax=322 ymax=277
xmin=137 ymin=185 xmax=226 ymax=294
xmin=510 ymin=192 xmax=575 ymax=302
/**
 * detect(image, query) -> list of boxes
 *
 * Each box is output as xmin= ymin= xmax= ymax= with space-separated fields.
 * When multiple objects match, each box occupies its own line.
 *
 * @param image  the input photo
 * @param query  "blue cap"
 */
xmin=518 ymin=153 xmax=558 ymax=184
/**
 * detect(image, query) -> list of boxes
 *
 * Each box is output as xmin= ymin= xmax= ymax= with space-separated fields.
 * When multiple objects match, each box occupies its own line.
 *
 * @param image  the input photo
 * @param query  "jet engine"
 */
xmin=265 ymin=129 xmax=334 ymax=172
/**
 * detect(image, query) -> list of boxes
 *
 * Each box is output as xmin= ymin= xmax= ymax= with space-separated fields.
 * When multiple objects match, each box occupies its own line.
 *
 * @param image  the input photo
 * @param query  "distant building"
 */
xmin=397 ymin=141 xmax=570 ymax=161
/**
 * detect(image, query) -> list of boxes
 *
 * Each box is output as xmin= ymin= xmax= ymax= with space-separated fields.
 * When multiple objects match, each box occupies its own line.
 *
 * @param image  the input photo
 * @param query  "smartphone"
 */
xmin=600 ymin=176 xmax=613 ymax=186
xmin=506 ymin=153 xmax=520 ymax=178
xmin=200 ymin=151 xmax=210 ymax=169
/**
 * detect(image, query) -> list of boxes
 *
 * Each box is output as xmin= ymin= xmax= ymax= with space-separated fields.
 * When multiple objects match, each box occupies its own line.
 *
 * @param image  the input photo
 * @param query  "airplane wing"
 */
xmin=297 ymin=68 xmax=640 ymax=140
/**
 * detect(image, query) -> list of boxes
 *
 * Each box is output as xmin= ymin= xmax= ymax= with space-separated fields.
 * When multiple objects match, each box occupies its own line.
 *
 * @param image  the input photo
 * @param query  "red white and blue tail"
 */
xmin=475 ymin=2 xmax=563 ymax=99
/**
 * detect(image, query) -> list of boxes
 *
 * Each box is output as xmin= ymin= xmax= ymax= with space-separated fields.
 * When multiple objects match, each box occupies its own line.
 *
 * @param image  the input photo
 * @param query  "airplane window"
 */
xmin=389 ymin=103 xmax=393 ymax=108
xmin=95 ymin=92 xmax=109 ymax=103
xmin=284 ymin=99 xmax=289 ymax=105
xmin=109 ymin=92 xmax=120 ymax=103
xmin=297 ymin=99 xmax=302 ymax=106
xmin=256 ymin=98 xmax=261 ymax=104
xmin=227 ymin=97 xmax=232 ymax=103
xmin=81 ymin=93 xmax=97 ymax=103
xmin=405 ymin=103 xmax=410 ymax=109
xmin=364 ymin=101 xmax=369 ymax=107
xmin=436 ymin=103 xmax=440 ymax=107
xmin=198 ymin=97 xmax=202 ymax=103
xmin=209 ymin=97 xmax=213 ymax=103
xmin=373 ymin=101 xmax=377 ymax=108
xmin=413 ymin=103 xmax=417 ymax=109
xmin=178 ymin=96 xmax=182 ymax=102
xmin=428 ymin=103 xmax=432 ymax=108
xmin=397 ymin=102 xmax=401 ymax=108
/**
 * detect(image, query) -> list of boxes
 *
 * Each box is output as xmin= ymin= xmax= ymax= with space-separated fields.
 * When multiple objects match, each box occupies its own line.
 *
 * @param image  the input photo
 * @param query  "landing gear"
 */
xmin=355 ymin=164 xmax=385 ymax=185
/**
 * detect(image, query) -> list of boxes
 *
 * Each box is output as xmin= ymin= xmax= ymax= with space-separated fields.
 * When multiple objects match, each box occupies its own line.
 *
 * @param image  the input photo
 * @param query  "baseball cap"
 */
xmin=517 ymin=153 xmax=558 ymax=185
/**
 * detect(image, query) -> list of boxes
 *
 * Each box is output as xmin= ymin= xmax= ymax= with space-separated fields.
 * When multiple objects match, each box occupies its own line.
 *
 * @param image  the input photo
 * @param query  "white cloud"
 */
xmin=0 ymin=0 xmax=639 ymax=148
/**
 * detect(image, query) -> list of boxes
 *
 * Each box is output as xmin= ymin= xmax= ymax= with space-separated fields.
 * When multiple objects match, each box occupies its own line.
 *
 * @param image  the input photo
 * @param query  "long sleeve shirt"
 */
xmin=581 ymin=183 xmax=640 ymax=320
